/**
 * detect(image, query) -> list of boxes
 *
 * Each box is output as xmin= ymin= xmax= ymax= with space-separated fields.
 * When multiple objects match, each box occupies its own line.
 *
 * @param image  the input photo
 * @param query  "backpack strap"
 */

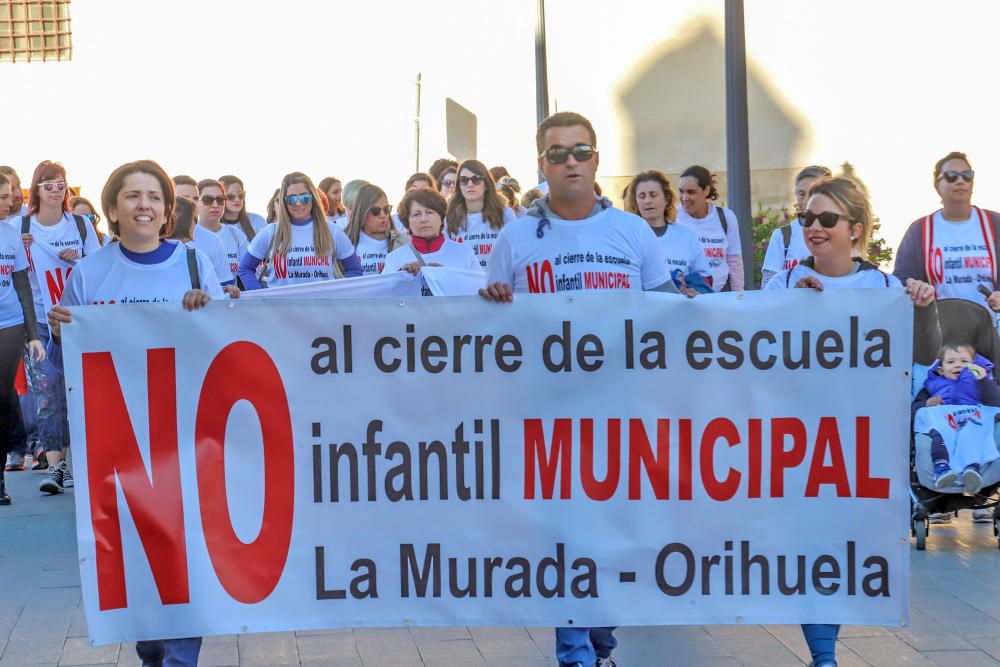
xmin=974 ymin=206 xmax=998 ymax=289
xmin=20 ymin=215 xmax=29 ymax=235
xmin=922 ymin=213 xmax=936 ymax=285
xmin=72 ymin=214 xmax=88 ymax=256
xmin=715 ymin=205 xmax=728 ymax=235
xmin=186 ymin=247 xmax=201 ymax=290
xmin=781 ymin=224 xmax=792 ymax=259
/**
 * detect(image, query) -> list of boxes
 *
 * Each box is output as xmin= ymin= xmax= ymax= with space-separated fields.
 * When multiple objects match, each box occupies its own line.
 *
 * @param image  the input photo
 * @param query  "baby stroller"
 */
xmin=911 ymin=298 xmax=1000 ymax=550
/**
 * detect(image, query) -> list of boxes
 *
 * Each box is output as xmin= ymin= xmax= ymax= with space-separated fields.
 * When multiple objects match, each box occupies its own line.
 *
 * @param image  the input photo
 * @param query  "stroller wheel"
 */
xmin=914 ymin=518 xmax=927 ymax=551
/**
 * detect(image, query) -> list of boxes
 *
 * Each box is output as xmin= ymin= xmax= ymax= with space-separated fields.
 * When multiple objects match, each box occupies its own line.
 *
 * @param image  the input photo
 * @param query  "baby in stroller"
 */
xmin=912 ymin=343 xmax=1000 ymax=494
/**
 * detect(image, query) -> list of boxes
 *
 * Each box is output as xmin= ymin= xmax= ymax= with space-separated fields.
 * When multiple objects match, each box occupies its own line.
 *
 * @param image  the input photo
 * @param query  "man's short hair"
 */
xmin=535 ymin=112 xmax=597 ymax=155
xmin=173 ymin=174 xmax=197 ymax=187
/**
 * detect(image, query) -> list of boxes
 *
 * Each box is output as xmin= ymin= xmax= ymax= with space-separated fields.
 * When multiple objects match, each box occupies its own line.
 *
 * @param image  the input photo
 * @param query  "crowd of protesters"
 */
xmin=0 ymin=111 xmax=993 ymax=667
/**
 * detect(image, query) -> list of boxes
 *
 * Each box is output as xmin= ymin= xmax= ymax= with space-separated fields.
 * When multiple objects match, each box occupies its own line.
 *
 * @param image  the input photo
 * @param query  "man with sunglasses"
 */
xmin=481 ymin=112 xmax=681 ymax=667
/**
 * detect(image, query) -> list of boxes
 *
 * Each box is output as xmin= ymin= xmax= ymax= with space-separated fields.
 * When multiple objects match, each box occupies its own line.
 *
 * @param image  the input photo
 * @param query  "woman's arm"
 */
xmin=237 ymin=252 xmax=263 ymax=290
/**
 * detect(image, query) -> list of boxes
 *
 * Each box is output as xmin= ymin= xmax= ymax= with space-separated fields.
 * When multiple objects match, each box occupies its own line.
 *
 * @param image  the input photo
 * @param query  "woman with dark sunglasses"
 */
xmin=766 ymin=176 xmax=937 ymax=667
xmin=219 ymin=174 xmax=265 ymax=240
xmin=343 ymin=183 xmax=409 ymax=275
xmin=445 ymin=159 xmax=516 ymax=268
xmin=192 ymin=179 xmax=241 ymax=289
xmin=894 ymin=151 xmax=1000 ymax=312
xmin=238 ymin=172 xmax=361 ymax=289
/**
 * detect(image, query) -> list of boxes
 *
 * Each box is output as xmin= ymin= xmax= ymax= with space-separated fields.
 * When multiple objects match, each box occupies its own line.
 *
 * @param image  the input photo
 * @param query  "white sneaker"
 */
xmin=962 ymin=468 xmax=982 ymax=495
xmin=928 ymin=512 xmax=952 ymax=524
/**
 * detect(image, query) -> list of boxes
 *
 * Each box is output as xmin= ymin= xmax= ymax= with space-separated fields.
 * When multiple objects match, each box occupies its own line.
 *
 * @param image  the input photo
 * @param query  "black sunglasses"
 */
xmin=459 ymin=174 xmax=484 ymax=186
xmin=540 ymin=144 xmax=597 ymax=164
xmin=369 ymin=205 xmax=393 ymax=217
xmin=938 ymin=170 xmax=974 ymax=184
xmin=200 ymin=195 xmax=226 ymax=206
xmin=799 ymin=210 xmax=854 ymax=229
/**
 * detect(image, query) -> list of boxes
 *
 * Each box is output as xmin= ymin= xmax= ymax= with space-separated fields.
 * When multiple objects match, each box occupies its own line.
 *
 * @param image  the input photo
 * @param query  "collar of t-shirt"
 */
xmin=652 ymin=224 xmax=669 ymax=237
xmin=291 ymin=217 xmax=312 ymax=227
xmin=411 ymin=234 xmax=445 ymax=254
xmin=800 ymin=256 xmax=877 ymax=274
xmin=523 ymin=194 xmax=613 ymax=222
xmin=119 ymin=241 xmax=175 ymax=264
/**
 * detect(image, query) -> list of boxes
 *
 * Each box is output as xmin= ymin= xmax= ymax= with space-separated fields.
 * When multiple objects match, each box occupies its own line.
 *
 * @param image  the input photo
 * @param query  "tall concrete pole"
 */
xmin=725 ymin=0 xmax=754 ymax=288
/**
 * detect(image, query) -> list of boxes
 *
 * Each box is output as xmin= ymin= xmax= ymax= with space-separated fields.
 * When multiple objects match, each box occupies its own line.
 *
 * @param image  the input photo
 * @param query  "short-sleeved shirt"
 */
xmin=0 ymin=222 xmax=29 ymax=328
xmin=245 ymin=219 xmax=357 ymax=287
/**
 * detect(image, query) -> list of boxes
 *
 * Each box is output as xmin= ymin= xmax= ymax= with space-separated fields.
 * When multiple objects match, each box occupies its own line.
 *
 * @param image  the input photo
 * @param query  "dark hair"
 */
xmin=28 ymin=161 xmax=71 ymax=215
xmin=218 ymin=174 xmax=256 ymax=240
xmin=398 ymin=187 xmax=447 ymax=234
xmin=446 ymin=159 xmax=506 ymax=235
xmin=70 ymin=195 xmax=104 ymax=242
xmin=404 ymin=172 xmax=437 ymax=191
xmin=428 ymin=158 xmax=458 ymax=185
xmin=535 ymin=111 xmax=597 ymax=155
xmin=624 ymin=170 xmax=677 ymax=223
xmin=934 ymin=151 xmax=972 ymax=187
xmin=198 ymin=178 xmax=224 ymax=195
xmin=0 ymin=173 xmax=8 ymax=188
xmin=173 ymin=174 xmax=197 ymax=187
xmin=317 ymin=176 xmax=345 ymax=216
xmin=101 ymin=160 xmax=176 ymax=238
xmin=489 ymin=166 xmax=510 ymax=182
xmin=521 ymin=188 xmax=544 ymax=208
xmin=795 ymin=165 xmax=831 ymax=184
xmin=679 ymin=165 xmax=719 ymax=200
xmin=170 ymin=195 xmax=197 ymax=242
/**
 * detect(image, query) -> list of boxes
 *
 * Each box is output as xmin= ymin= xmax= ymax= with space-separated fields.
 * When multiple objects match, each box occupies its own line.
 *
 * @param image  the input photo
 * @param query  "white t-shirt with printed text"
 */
xmin=0 ymin=222 xmax=29 ymax=329
xmin=486 ymin=207 xmax=670 ymax=294
xmin=674 ymin=204 xmax=742 ymax=291
xmin=924 ymin=210 xmax=994 ymax=309
xmin=765 ymin=262 xmax=901 ymax=291
xmin=246 ymin=219 xmax=357 ymax=288
xmin=11 ymin=212 xmax=101 ymax=322
xmin=356 ymin=232 xmax=390 ymax=275
xmin=451 ymin=207 xmax=518 ymax=268
xmin=761 ymin=223 xmax=811 ymax=287
xmin=190 ymin=224 xmax=234 ymax=284
xmin=654 ymin=223 xmax=711 ymax=281
xmin=60 ymin=241 xmax=224 ymax=306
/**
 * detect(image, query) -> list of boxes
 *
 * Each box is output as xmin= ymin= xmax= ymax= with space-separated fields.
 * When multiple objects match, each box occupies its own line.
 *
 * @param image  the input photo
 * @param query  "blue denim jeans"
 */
xmin=556 ymin=626 xmax=617 ymax=666
xmin=801 ymin=623 xmax=839 ymax=664
xmin=23 ymin=323 xmax=68 ymax=453
xmin=135 ymin=637 xmax=203 ymax=667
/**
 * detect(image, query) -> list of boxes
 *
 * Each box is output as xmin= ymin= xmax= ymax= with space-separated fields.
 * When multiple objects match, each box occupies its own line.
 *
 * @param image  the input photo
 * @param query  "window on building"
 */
xmin=0 ymin=1 xmax=71 ymax=63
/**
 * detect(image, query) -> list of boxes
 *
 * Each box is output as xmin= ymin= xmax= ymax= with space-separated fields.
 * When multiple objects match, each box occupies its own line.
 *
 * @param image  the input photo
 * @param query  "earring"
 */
xmin=850 ymin=235 xmax=857 ymax=240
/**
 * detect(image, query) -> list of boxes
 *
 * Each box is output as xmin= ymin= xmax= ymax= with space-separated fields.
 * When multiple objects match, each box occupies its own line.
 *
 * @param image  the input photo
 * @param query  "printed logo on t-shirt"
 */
xmin=273 ymin=245 xmax=331 ymax=281
xmin=0 ymin=249 xmax=15 ymax=288
xmin=524 ymin=251 xmax=634 ymax=293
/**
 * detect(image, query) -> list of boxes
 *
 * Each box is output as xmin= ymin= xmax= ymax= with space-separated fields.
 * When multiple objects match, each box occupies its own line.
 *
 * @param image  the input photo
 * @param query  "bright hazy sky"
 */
xmin=4 ymin=0 xmax=999 ymax=249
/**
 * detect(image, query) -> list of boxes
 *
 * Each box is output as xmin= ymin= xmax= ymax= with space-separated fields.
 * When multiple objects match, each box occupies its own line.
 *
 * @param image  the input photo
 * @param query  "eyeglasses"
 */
xmin=83 ymin=213 xmax=95 ymax=222
xmin=798 ymin=211 xmax=854 ymax=229
xmin=440 ymin=178 xmax=456 ymax=188
xmin=368 ymin=205 xmax=393 ymax=217
xmin=284 ymin=193 xmax=314 ymax=206
xmin=938 ymin=170 xmax=974 ymax=184
xmin=540 ymin=144 xmax=597 ymax=164
xmin=459 ymin=174 xmax=484 ymax=186
xmin=226 ymin=192 xmax=245 ymax=202
xmin=40 ymin=181 xmax=66 ymax=192
xmin=201 ymin=195 xmax=226 ymax=206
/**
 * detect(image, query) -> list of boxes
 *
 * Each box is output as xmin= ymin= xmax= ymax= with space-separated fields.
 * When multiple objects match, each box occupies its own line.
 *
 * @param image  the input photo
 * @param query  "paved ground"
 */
xmin=3 ymin=467 xmax=1000 ymax=666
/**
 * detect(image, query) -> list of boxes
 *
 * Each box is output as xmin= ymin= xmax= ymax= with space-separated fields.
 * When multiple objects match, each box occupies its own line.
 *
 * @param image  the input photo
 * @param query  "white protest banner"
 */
xmin=240 ymin=271 xmax=423 ymax=299
xmin=422 ymin=266 xmax=485 ymax=296
xmin=27 ymin=239 xmax=76 ymax=309
xmin=62 ymin=289 xmax=912 ymax=645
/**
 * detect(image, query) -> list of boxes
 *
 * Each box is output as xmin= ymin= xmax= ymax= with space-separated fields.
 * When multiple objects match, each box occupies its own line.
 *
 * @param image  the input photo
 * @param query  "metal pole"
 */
xmin=415 ymin=73 xmax=422 ymax=172
xmin=535 ymin=0 xmax=550 ymax=184
xmin=725 ymin=0 xmax=754 ymax=288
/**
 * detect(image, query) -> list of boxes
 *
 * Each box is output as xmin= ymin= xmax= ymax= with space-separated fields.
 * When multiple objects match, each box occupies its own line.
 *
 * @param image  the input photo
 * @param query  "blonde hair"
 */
xmin=345 ymin=183 xmax=407 ymax=251
xmin=807 ymin=176 xmax=872 ymax=257
xmin=272 ymin=172 xmax=334 ymax=261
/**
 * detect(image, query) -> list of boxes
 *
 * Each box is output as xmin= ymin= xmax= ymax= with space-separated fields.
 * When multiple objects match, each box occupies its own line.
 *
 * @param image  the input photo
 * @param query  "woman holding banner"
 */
xmin=237 ymin=172 xmax=361 ymax=289
xmin=383 ymin=187 xmax=480 ymax=288
xmin=765 ymin=175 xmax=938 ymax=667
xmin=343 ymin=183 xmax=409 ymax=275
xmin=18 ymin=161 xmax=100 ymax=495
xmin=0 ymin=171 xmax=44 ymax=505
